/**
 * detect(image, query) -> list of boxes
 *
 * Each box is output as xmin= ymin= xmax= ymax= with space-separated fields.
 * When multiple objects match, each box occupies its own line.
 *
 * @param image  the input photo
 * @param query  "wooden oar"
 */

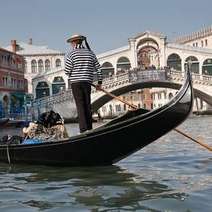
xmin=93 ymin=84 xmax=212 ymax=152
xmin=92 ymin=84 xmax=137 ymax=110
xmin=174 ymin=128 xmax=212 ymax=151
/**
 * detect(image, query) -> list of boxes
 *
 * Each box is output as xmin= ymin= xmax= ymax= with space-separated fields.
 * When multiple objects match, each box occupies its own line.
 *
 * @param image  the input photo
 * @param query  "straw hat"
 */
xmin=66 ymin=34 xmax=86 ymax=43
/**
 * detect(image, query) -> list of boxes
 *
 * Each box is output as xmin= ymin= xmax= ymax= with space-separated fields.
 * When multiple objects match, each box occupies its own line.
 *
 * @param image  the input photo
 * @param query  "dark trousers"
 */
xmin=71 ymin=82 xmax=92 ymax=133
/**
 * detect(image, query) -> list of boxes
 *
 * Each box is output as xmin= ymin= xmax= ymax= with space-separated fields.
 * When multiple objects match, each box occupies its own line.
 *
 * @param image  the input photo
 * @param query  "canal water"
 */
xmin=0 ymin=115 xmax=211 ymax=211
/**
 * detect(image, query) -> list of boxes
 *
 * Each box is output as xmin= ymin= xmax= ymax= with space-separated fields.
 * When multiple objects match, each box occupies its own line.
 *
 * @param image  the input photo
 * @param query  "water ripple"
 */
xmin=0 ymin=116 xmax=211 ymax=211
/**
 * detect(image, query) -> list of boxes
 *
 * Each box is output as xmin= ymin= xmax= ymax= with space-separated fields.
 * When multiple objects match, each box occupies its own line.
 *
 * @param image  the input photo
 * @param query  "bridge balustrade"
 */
xmin=128 ymin=70 xmax=167 ymax=83
xmin=202 ymin=75 xmax=212 ymax=84
xmin=169 ymin=70 xmax=212 ymax=85
xmin=32 ymin=69 xmax=212 ymax=109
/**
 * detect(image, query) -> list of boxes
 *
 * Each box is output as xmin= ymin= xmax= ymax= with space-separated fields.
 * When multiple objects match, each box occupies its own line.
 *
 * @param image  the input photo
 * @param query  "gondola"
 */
xmin=2 ymin=119 xmax=30 ymax=128
xmin=0 ymin=118 xmax=9 ymax=127
xmin=0 ymin=71 xmax=193 ymax=166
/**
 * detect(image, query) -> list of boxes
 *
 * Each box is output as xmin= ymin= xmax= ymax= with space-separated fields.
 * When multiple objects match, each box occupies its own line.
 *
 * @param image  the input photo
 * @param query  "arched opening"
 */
xmin=45 ymin=59 xmax=51 ymax=71
xmin=31 ymin=60 xmax=37 ymax=73
xmin=202 ymin=58 xmax=212 ymax=75
xmin=10 ymin=93 xmax=25 ymax=116
xmin=168 ymin=93 xmax=173 ymax=100
xmin=185 ymin=56 xmax=199 ymax=74
xmin=56 ymin=59 xmax=61 ymax=68
xmin=35 ymin=81 xmax=50 ymax=99
xmin=116 ymin=57 xmax=131 ymax=74
xmin=38 ymin=59 xmax=44 ymax=73
xmin=167 ymin=53 xmax=182 ymax=71
xmin=52 ymin=76 xmax=66 ymax=94
xmin=2 ymin=95 xmax=9 ymax=117
xmin=137 ymin=38 xmax=160 ymax=69
xmin=101 ymin=62 xmax=114 ymax=78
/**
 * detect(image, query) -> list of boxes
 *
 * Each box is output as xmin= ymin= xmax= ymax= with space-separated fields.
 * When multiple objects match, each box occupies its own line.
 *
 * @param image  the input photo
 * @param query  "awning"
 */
xmin=11 ymin=92 xmax=25 ymax=99
xmin=11 ymin=92 xmax=25 ymax=104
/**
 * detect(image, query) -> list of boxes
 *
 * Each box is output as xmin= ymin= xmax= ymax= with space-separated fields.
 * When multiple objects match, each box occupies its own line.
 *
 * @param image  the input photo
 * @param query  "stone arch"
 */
xmin=137 ymin=38 xmax=160 ymax=69
xmin=52 ymin=76 xmax=66 ymax=94
xmin=167 ymin=53 xmax=182 ymax=71
xmin=116 ymin=57 xmax=131 ymax=74
xmin=136 ymin=37 xmax=159 ymax=50
xmin=185 ymin=56 xmax=199 ymax=74
xmin=101 ymin=62 xmax=114 ymax=78
xmin=202 ymin=58 xmax=212 ymax=75
xmin=35 ymin=81 xmax=50 ymax=99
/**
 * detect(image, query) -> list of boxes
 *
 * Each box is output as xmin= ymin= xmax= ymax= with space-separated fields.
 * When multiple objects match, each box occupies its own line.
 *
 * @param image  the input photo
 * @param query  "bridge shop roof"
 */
xmin=4 ymin=42 xmax=64 ymax=56
xmin=167 ymin=43 xmax=212 ymax=54
xmin=97 ymin=45 xmax=129 ymax=59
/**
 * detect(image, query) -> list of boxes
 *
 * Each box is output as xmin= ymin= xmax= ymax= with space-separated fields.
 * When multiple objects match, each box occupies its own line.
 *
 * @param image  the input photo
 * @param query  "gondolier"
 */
xmin=65 ymin=34 xmax=102 ymax=133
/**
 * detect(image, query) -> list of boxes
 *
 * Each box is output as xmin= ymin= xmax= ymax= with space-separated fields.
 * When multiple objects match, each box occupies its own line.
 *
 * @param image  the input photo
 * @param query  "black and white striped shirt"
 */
xmin=65 ymin=48 xmax=102 ymax=84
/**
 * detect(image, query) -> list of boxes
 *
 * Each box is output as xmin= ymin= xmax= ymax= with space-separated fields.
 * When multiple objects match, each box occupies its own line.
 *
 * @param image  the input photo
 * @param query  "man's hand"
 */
xmin=95 ymin=84 xmax=102 ymax=91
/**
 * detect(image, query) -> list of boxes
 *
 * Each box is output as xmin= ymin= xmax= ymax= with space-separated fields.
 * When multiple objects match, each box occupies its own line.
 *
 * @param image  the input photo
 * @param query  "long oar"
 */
xmin=174 ymin=128 xmax=212 ymax=151
xmin=93 ymin=84 xmax=212 ymax=152
xmin=92 ymin=84 xmax=137 ymax=110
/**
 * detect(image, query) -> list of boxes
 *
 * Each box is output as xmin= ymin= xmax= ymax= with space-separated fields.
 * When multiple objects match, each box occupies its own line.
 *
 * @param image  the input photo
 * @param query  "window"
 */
xmin=101 ymin=62 xmax=114 ymax=78
xmin=202 ymin=58 xmax=212 ymax=75
xmin=185 ymin=56 xmax=199 ymax=73
xmin=45 ymin=59 xmax=50 ymax=71
xmin=168 ymin=93 xmax=173 ymax=100
xmin=164 ymin=92 xmax=167 ymax=99
xmin=205 ymin=39 xmax=208 ymax=46
xmin=24 ymin=60 xmax=27 ymax=73
xmin=116 ymin=57 xmax=131 ymax=72
xmin=201 ymin=40 xmax=204 ymax=47
xmin=56 ymin=59 xmax=61 ymax=68
xmin=52 ymin=76 xmax=66 ymax=94
xmin=115 ymin=104 xmax=121 ymax=112
xmin=38 ymin=59 xmax=44 ymax=73
xmin=31 ymin=60 xmax=37 ymax=73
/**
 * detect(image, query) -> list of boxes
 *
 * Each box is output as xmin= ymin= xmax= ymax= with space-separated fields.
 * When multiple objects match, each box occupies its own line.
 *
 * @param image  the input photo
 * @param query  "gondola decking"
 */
xmin=0 ymin=118 xmax=9 ymax=127
xmin=0 ymin=71 xmax=193 ymax=166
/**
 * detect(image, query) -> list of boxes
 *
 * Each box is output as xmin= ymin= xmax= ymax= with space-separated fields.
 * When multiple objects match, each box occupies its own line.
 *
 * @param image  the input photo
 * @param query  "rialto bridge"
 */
xmin=32 ymin=30 xmax=212 ymax=98
xmin=32 ymin=69 xmax=212 ymax=119
xmin=31 ymin=28 xmax=212 ymax=118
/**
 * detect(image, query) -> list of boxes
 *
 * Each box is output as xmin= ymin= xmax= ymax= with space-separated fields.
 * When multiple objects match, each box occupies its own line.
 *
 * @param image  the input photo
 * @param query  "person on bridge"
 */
xmin=65 ymin=34 xmax=102 ymax=133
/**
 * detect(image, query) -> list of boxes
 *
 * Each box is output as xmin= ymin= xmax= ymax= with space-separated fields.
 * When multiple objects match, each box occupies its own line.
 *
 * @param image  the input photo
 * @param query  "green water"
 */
xmin=0 ymin=116 xmax=211 ymax=211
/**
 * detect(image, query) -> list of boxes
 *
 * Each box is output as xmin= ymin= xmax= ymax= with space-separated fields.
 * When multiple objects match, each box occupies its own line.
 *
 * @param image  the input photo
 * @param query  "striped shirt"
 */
xmin=65 ymin=48 xmax=102 ymax=84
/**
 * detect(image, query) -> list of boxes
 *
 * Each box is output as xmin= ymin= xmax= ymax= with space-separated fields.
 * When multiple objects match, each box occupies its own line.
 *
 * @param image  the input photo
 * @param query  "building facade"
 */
xmin=5 ymin=39 xmax=65 ymax=94
xmin=0 ymin=47 xmax=27 ymax=118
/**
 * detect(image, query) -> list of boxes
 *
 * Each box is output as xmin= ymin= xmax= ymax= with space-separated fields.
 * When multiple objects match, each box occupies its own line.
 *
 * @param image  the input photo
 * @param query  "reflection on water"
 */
xmin=0 ymin=116 xmax=211 ymax=211
xmin=0 ymin=164 xmax=189 ymax=211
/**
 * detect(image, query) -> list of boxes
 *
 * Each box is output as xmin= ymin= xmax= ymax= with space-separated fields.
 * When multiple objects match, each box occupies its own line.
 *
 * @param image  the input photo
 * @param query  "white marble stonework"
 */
xmin=30 ymin=26 xmax=212 ymax=93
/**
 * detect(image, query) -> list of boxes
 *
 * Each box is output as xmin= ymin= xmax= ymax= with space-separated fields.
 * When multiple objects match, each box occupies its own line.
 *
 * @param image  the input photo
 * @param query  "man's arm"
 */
xmin=93 ymin=54 xmax=102 ymax=86
xmin=64 ymin=53 xmax=73 ymax=77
